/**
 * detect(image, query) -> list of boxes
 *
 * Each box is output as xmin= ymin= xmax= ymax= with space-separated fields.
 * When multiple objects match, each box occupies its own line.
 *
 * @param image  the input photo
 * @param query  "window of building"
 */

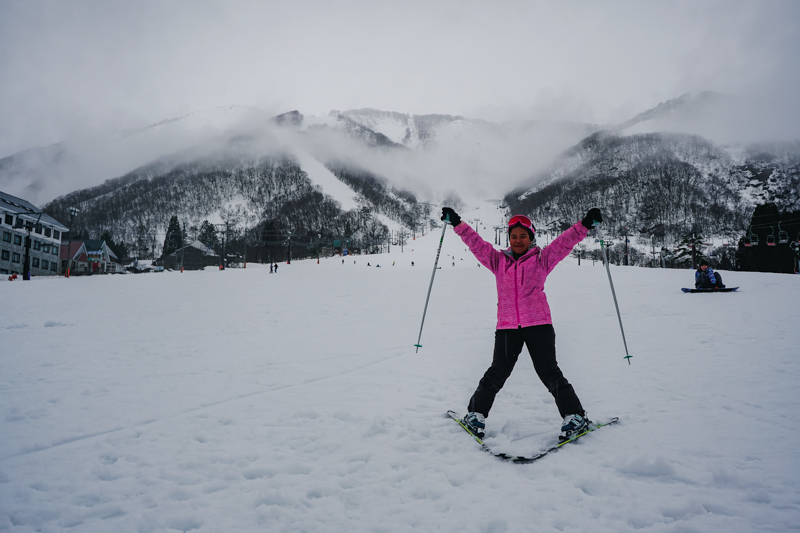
xmin=13 ymin=235 xmax=22 ymax=245
xmin=0 ymin=269 xmax=8 ymax=275
xmin=32 ymin=258 xmax=40 ymax=268
xmin=12 ymin=252 xmax=20 ymax=263
xmin=34 ymin=225 xmax=42 ymax=234
xmin=42 ymin=244 xmax=50 ymax=253
xmin=34 ymin=240 xmax=41 ymax=251
xmin=16 ymin=217 xmax=24 ymax=227
xmin=50 ymin=262 xmax=57 ymax=272
xmin=3 ymin=214 xmax=11 ymax=225
xmin=52 ymin=246 xmax=58 ymax=256
xmin=41 ymin=259 xmax=49 ymax=270
xmin=1 ymin=250 xmax=8 ymax=260
xmin=53 ymin=230 xmax=60 ymax=240
xmin=44 ymin=227 xmax=52 ymax=237
xmin=2 ymin=231 xmax=10 ymax=242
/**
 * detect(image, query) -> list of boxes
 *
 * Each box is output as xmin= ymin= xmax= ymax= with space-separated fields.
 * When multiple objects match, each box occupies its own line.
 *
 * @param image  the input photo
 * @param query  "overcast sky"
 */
xmin=1 ymin=0 xmax=798 ymax=158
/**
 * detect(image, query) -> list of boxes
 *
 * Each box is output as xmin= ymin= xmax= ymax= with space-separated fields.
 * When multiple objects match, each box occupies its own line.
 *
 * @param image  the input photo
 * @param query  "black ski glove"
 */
xmin=441 ymin=207 xmax=461 ymax=226
xmin=581 ymin=208 xmax=602 ymax=229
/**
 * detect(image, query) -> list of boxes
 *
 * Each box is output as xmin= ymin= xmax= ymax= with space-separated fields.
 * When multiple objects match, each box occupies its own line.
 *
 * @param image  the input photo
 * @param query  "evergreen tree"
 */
xmin=162 ymin=215 xmax=183 ymax=257
xmin=673 ymin=233 xmax=709 ymax=269
xmin=198 ymin=220 xmax=218 ymax=250
xmin=99 ymin=230 xmax=129 ymax=260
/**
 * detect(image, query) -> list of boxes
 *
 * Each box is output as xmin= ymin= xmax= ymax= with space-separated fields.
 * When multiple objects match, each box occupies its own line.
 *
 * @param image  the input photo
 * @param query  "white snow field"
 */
xmin=2 ymin=206 xmax=799 ymax=532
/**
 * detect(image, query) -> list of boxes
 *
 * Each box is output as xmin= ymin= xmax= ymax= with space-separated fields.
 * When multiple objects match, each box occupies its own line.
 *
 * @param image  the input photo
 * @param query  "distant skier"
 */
xmin=695 ymin=260 xmax=723 ymax=289
xmin=441 ymin=206 xmax=603 ymax=441
xmin=270 ymin=264 xmax=274 ymax=274
xmin=273 ymin=263 xmax=278 ymax=273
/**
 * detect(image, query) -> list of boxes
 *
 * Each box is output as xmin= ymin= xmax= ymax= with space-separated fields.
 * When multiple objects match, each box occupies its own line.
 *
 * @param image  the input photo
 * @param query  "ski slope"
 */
xmin=1 ymin=205 xmax=799 ymax=532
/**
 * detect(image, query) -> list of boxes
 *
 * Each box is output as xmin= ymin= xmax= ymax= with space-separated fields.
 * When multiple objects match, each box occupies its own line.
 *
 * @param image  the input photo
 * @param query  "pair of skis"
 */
xmin=447 ymin=410 xmax=619 ymax=464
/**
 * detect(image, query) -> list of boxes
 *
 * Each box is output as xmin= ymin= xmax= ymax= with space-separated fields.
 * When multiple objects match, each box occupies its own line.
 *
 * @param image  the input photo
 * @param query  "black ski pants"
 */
xmin=467 ymin=324 xmax=584 ymax=419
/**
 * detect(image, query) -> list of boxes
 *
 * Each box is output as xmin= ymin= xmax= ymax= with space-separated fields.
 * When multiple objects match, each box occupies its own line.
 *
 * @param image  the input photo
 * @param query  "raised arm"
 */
xmin=441 ymin=207 xmax=502 ymax=273
xmin=454 ymin=222 xmax=503 ymax=272
xmin=540 ymin=208 xmax=601 ymax=274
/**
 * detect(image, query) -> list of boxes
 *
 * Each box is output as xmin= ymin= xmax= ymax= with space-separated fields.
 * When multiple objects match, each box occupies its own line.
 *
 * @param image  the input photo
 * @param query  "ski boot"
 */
xmin=559 ymin=414 xmax=589 ymax=442
xmin=462 ymin=412 xmax=486 ymax=439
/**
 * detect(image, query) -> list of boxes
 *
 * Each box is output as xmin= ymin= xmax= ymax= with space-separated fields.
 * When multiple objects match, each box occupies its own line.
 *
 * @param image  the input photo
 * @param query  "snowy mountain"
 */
xmin=505 ymin=129 xmax=800 ymax=243
xmin=41 ymin=139 xmax=425 ymax=261
xmin=15 ymin=104 xmax=592 ymax=260
xmin=0 ymin=104 xmax=593 ymax=210
xmin=5 ymin=92 xmax=799 ymax=262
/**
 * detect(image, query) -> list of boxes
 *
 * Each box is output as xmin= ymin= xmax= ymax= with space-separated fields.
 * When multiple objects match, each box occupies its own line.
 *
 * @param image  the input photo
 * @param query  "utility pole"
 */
xmin=650 ymin=235 xmax=656 ymax=268
xmin=181 ymin=222 xmax=186 ymax=272
xmin=223 ymin=224 xmax=228 ymax=269
xmin=214 ymin=222 xmax=230 ymax=270
xmin=64 ymin=207 xmax=80 ymax=276
xmin=623 ymin=227 xmax=629 ymax=266
xmin=21 ymin=221 xmax=32 ymax=280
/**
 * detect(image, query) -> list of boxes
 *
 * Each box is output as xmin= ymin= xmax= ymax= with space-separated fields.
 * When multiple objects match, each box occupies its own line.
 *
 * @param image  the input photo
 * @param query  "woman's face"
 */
xmin=509 ymin=228 xmax=532 ymax=255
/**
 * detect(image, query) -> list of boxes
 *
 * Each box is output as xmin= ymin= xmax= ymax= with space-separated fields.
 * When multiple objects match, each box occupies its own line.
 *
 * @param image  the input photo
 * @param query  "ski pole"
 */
xmin=598 ymin=230 xmax=632 ymax=365
xmin=415 ymin=215 xmax=449 ymax=352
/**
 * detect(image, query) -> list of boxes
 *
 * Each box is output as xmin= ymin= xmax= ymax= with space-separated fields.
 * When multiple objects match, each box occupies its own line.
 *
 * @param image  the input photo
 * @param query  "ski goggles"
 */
xmin=508 ymin=214 xmax=535 ymax=234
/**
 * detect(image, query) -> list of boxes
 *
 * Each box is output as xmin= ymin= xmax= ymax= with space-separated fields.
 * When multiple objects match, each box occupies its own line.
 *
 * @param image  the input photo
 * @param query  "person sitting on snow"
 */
xmin=695 ymin=260 xmax=724 ymax=289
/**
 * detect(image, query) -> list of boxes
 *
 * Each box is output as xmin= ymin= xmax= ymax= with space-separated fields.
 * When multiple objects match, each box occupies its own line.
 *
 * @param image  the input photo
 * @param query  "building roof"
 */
xmin=61 ymin=241 xmax=86 ymax=261
xmin=60 ymin=240 xmax=118 ymax=261
xmin=170 ymin=240 xmax=219 ymax=257
xmin=0 ymin=190 xmax=69 ymax=231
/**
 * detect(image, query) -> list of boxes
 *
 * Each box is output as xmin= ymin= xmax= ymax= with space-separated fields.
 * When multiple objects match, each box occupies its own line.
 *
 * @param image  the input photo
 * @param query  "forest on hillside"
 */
xmin=506 ymin=133 xmax=799 ymax=240
xmin=42 ymin=152 xmax=431 ymax=263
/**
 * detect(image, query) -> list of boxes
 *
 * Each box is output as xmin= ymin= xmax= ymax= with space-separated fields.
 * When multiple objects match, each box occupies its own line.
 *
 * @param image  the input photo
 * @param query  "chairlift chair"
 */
xmin=745 ymin=226 xmax=758 ymax=247
xmin=778 ymin=222 xmax=789 ymax=244
xmin=767 ymin=227 xmax=776 ymax=246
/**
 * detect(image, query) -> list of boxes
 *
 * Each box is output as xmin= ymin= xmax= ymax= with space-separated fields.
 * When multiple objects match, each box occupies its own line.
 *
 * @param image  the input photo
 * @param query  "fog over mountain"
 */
xmin=2 ymin=1 xmax=798 ymax=162
xmin=0 ymin=105 xmax=599 ymax=206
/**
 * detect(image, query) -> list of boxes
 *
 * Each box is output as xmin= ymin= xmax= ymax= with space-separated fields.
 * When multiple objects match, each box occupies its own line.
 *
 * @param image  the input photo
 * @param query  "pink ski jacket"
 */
xmin=454 ymin=221 xmax=589 ymax=330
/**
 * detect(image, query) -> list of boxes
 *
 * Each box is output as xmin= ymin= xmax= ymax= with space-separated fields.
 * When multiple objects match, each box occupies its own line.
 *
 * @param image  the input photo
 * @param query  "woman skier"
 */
xmin=441 ymin=206 xmax=602 ymax=441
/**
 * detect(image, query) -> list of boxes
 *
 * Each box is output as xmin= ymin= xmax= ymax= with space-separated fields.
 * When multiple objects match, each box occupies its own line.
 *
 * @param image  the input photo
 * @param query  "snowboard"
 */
xmin=681 ymin=287 xmax=739 ymax=293
xmin=447 ymin=410 xmax=619 ymax=464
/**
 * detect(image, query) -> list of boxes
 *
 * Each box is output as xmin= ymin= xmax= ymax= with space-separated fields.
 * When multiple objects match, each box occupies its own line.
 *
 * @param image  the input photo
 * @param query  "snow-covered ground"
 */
xmin=2 ymin=205 xmax=799 ymax=532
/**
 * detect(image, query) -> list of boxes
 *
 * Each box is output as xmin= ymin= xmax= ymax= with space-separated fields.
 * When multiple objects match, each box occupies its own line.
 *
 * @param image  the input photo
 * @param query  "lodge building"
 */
xmin=0 ymin=191 xmax=68 ymax=277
